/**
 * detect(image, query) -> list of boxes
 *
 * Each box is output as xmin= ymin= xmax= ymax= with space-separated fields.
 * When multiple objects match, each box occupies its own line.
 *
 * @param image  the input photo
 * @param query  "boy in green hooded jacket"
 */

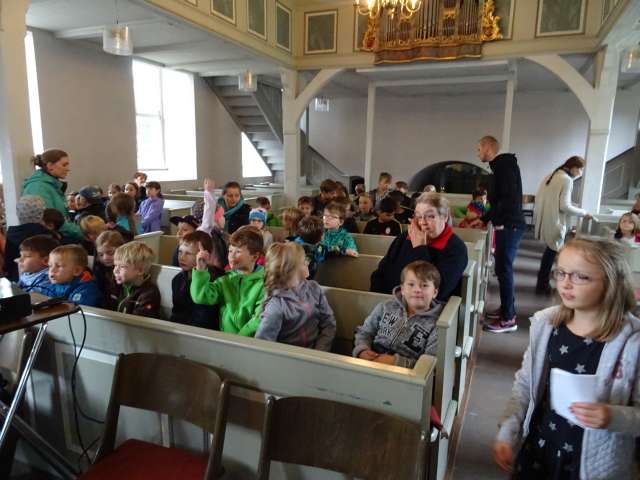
xmin=191 ymin=226 xmax=265 ymax=336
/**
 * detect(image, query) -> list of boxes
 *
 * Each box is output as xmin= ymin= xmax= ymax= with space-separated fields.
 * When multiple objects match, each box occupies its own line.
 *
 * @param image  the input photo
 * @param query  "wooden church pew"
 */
xmin=145 ymin=263 xmax=461 ymax=480
xmin=35 ymin=303 xmax=437 ymax=479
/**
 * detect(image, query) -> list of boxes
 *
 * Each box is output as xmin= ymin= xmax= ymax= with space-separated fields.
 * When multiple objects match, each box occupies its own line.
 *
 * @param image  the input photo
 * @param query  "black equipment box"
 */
xmin=0 ymin=278 xmax=32 ymax=321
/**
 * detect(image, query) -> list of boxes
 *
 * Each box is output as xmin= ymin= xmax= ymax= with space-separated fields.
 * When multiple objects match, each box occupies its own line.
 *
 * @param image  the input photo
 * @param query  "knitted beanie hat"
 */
xmin=249 ymin=208 xmax=267 ymax=225
xmin=17 ymin=195 xmax=46 ymax=224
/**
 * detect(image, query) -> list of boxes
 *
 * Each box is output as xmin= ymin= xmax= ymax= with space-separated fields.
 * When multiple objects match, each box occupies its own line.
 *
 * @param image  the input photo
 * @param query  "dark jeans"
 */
xmin=494 ymin=225 xmax=525 ymax=319
xmin=536 ymin=246 xmax=558 ymax=290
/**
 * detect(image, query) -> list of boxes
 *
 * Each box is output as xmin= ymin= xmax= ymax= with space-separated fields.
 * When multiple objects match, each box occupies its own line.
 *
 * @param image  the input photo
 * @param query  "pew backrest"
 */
xmin=315 ymin=254 xmax=382 ymax=292
xmin=452 ymin=228 xmax=487 ymax=244
xmin=134 ymin=231 xmax=163 ymax=263
xmin=159 ymin=235 xmax=178 ymax=265
xmin=149 ymin=263 xmax=181 ymax=318
xmin=321 ymin=287 xmax=392 ymax=354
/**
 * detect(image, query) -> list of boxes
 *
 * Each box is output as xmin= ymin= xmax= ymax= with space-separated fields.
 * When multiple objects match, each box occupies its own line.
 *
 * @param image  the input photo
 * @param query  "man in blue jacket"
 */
xmin=478 ymin=135 xmax=525 ymax=333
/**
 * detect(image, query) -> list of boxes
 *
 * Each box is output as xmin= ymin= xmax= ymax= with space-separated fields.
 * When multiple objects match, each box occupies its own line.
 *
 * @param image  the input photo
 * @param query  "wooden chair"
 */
xmin=257 ymin=396 xmax=428 ymax=480
xmin=80 ymin=353 xmax=229 ymax=480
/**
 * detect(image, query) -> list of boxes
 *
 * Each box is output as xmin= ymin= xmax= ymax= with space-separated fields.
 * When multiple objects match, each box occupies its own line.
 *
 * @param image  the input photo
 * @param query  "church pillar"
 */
xmin=581 ymin=47 xmax=619 ymax=214
xmin=0 ymin=0 xmax=33 ymax=226
xmin=280 ymin=68 xmax=343 ymax=204
xmin=364 ymin=82 xmax=376 ymax=191
xmin=281 ymin=68 xmax=301 ymax=205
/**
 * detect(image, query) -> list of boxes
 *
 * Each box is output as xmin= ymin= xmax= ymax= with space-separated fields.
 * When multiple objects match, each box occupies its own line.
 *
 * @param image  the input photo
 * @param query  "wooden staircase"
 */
xmin=204 ymin=76 xmax=284 ymax=173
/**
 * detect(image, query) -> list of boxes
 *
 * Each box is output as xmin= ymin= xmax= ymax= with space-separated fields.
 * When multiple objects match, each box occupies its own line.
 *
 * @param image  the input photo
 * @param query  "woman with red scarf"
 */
xmin=370 ymin=192 xmax=468 ymax=301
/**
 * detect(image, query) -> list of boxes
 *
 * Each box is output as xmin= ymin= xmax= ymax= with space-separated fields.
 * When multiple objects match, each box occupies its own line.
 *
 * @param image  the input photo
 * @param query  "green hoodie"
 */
xmin=190 ymin=266 xmax=265 ymax=337
xmin=22 ymin=170 xmax=82 ymax=240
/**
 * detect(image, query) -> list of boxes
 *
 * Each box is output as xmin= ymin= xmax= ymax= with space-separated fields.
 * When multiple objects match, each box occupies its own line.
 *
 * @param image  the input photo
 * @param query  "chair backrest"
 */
xmin=314 ymin=255 xmax=382 ymax=291
xmin=97 ymin=352 xmax=229 ymax=476
xmin=0 ymin=329 xmax=36 ymax=391
xmin=257 ymin=396 xmax=427 ymax=480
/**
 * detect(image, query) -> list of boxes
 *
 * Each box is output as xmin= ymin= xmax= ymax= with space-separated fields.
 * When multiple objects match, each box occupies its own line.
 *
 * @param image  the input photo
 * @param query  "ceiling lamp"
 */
xmin=355 ymin=0 xmax=422 ymax=20
xmin=621 ymin=45 xmax=640 ymax=73
xmin=103 ymin=0 xmax=132 ymax=56
xmin=103 ymin=25 xmax=133 ymax=56
xmin=238 ymin=71 xmax=258 ymax=93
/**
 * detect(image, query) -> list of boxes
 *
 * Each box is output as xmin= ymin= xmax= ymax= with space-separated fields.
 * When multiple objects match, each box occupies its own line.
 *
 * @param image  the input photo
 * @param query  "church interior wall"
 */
xmin=308 ymin=84 xmax=640 ymax=195
xmin=31 ymin=29 xmax=243 ymax=193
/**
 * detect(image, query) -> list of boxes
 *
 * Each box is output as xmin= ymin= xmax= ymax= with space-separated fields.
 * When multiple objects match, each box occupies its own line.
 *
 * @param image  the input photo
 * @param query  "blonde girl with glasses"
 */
xmin=256 ymin=243 xmax=336 ymax=351
xmin=494 ymin=237 xmax=639 ymax=479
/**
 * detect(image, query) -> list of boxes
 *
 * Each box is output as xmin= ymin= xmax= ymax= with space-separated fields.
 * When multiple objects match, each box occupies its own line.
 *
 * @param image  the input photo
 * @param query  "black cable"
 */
xmin=67 ymin=306 xmax=104 ymax=470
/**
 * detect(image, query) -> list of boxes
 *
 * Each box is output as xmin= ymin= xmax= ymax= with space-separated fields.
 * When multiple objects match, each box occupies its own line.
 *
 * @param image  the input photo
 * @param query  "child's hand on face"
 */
xmin=196 ymin=243 xmax=210 ymax=271
xmin=570 ymin=402 xmax=611 ymax=429
xmin=203 ymin=178 xmax=215 ymax=192
xmin=345 ymin=248 xmax=359 ymax=257
xmin=358 ymin=349 xmax=379 ymax=361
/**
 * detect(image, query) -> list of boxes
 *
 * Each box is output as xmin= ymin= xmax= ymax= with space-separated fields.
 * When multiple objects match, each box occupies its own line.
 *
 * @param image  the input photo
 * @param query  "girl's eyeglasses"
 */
xmin=551 ymin=269 xmax=597 ymax=285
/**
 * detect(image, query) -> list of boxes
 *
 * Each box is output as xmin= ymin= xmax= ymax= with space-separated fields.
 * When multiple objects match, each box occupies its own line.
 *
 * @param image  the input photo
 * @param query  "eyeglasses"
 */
xmin=551 ymin=269 xmax=599 ymax=285
xmin=414 ymin=214 xmax=439 ymax=222
xmin=323 ymin=214 xmax=340 ymax=220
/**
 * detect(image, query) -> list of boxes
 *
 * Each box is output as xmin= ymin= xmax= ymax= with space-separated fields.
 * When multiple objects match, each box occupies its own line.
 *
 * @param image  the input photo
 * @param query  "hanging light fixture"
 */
xmin=314 ymin=97 xmax=330 ymax=112
xmin=355 ymin=0 xmax=422 ymax=21
xmin=103 ymin=25 xmax=133 ymax=56
xmin=103 ymin=0 xmax=132 ymax=56
xmin=238 ymin=70 xmax=258 ymax=92
xmin=621 ymin=44 xmax=640 ymax=73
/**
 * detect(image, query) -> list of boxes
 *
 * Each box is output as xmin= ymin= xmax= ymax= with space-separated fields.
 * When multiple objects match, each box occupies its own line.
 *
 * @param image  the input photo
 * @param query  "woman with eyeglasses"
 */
xmin=494 ymin=237 xmax=639 ymax=479
xmin=370 ymin=192 xmax=467 ymax=301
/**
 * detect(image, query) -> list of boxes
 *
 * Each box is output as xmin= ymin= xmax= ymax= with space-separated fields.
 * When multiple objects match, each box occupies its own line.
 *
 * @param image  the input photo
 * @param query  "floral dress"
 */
xmin=513 ymin=324 xmax=604 ymax=480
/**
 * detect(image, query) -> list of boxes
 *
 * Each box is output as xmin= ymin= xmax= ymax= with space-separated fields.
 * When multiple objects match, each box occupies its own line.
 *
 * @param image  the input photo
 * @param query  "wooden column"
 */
xmin=364 ymin=82 xmax=377 ymax=191
xmin=0 ymin=0 xmax=33 ymax=226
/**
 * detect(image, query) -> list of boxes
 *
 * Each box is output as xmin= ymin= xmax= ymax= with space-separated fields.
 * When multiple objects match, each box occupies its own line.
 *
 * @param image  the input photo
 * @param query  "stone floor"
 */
xmin=451 ymin=233 xmax=551 ymax=479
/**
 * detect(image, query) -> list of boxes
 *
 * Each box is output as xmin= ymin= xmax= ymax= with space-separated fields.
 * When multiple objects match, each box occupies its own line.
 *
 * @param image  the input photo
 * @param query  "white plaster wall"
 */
xmin=308 ymin=86 xmax=640 ymax=195
xmin=31 ymin=29 xmax=244 ymax=193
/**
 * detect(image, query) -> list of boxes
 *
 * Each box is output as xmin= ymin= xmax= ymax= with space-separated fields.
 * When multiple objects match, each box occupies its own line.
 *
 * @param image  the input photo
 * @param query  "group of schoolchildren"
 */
xmin=1 ymin=173 xmax=449 ymax=370
xmin=2 ymin=170 xmax=639 ymax=479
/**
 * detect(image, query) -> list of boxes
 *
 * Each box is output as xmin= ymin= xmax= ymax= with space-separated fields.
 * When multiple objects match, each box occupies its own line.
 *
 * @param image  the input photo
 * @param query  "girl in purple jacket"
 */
xmin=138 ymin=181 xmax=164 ymax=233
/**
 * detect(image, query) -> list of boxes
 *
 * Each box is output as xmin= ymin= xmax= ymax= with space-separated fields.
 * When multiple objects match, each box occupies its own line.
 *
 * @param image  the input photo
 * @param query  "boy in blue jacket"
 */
xmin=17 ymin=235 xmax=60 ymax=295
xmin=47 ymin=245 xmax=102 ymax=307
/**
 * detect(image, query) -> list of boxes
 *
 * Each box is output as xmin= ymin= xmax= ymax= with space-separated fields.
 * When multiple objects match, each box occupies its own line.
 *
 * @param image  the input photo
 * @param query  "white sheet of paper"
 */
xmin=550 ymin=368 xmax=598 ymax=425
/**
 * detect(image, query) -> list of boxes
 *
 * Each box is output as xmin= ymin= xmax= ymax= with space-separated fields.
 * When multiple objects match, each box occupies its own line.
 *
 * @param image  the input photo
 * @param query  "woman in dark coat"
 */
xmin=371 ymin=192 xmax=468 ymax=301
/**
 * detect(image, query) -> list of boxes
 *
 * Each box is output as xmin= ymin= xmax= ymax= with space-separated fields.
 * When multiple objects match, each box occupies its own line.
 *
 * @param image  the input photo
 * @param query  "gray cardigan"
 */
xmin=256 ymin=280 xmax=336 ymax=351
xmin=497 ymin=306 xmax=640 ymax=479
